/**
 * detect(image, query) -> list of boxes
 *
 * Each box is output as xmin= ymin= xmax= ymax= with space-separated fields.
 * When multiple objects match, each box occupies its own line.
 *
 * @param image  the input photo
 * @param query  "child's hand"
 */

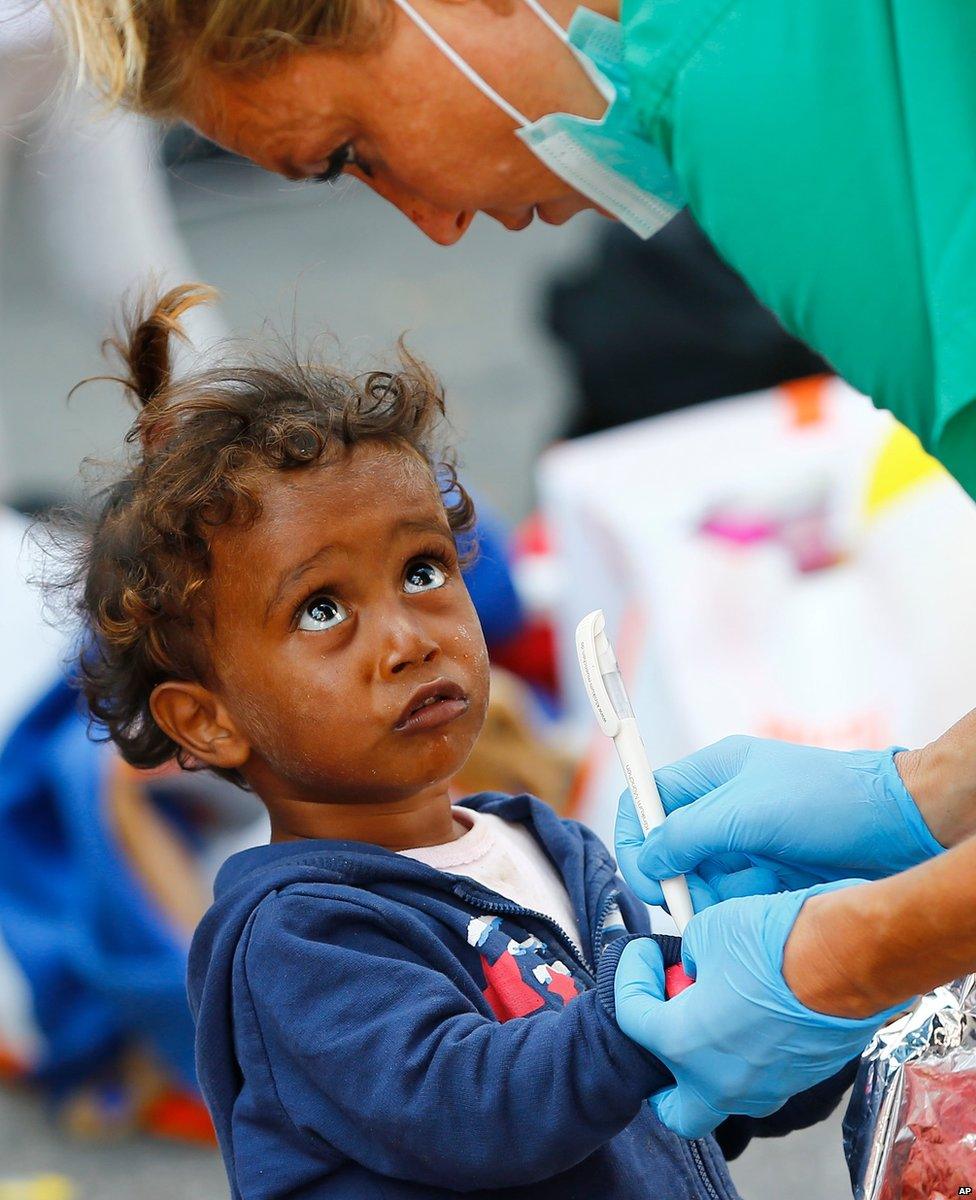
xmin=613 ymin=883 xmax=903 ymax=1139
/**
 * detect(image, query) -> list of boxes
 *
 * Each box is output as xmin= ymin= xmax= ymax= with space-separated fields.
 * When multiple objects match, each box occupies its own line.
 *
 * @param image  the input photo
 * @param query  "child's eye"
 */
xmin=297 ymin=595 xmax=349 ymax=631
xmin=404 ymin=560 xmax=447 ymax=594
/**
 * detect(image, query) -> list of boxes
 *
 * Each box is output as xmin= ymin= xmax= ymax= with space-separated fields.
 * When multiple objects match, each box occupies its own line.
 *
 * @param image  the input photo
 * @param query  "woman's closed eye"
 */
xmin=312 ymin=142 xmax=373 ymax=184
xmin=404 ymin=559 xmax=448 ymax=594
xmin=297 ymin=594 xmax=349 ymax=632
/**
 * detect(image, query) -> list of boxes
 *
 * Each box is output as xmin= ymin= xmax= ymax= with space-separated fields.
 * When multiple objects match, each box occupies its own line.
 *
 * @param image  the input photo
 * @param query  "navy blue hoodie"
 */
xmin=188 ymin=793 xmax=850 ymax=1199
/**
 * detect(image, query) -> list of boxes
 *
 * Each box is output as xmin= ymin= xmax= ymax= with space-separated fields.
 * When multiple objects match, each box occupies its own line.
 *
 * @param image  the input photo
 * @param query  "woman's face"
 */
xmin=185 ymin=0 xmax=613 ymax=244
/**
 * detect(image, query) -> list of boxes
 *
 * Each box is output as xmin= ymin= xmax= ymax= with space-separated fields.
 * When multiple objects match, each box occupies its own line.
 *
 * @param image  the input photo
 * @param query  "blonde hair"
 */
xmin=48 ymin=0 xmax=383 ymax=115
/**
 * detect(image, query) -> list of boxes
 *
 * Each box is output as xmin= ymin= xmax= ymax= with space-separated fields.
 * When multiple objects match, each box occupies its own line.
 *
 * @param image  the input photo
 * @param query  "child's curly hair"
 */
xmin=63 ymin=284 xmax=475 ymax=782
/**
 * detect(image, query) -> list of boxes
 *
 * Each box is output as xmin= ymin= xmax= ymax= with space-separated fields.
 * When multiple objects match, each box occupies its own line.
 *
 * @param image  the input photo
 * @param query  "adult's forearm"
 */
xmin=897 ymin=707 xmax=976 ymax=848
xmin=784 ymin=833 xmax=976 ymax=1018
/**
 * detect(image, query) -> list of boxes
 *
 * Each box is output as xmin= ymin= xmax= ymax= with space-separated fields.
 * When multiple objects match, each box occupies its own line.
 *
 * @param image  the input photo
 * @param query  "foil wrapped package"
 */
xmin=844 ymin=974 xmax=976 ymax=1200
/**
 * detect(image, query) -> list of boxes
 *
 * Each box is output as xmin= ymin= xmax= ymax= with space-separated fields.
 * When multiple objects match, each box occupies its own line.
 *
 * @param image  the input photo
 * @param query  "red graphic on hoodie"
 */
xmin=545 ymin=966 xmax=580 ymax=1006
xmin=482 ymin=950 xmax=547 ymax=1020
xmin=467 ymin=916 xmax=582 ymax=1022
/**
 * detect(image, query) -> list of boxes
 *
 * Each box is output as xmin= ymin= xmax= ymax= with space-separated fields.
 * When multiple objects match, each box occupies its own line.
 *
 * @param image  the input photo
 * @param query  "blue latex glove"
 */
xmin=616 ymin=782 xmax=782 ymax=912
xmin=615 ymin=736 xmax=944 ymax=909
xmin=614 ymin=882 xmax=905 ymax=1138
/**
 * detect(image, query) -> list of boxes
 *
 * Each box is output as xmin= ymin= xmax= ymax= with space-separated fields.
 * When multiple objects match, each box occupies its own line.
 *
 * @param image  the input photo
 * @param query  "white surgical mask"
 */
xmin=388 ymin=0 xmax=684 ymax=238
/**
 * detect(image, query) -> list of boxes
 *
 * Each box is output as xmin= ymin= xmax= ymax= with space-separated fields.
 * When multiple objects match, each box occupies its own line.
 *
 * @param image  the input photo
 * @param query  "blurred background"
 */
xmin=3 ymin=12 xmax=976 ymax=1200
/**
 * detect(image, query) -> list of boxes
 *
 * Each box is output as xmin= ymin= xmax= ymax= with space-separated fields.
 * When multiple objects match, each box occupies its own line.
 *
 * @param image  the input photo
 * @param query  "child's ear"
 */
xmin=150 ymin=681 xmax=250 ymax=772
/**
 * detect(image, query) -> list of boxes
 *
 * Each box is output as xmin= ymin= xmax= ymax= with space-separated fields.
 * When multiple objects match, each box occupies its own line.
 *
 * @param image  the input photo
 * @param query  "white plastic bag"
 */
xmin=538 ymin=379 xmax=976 ymax=851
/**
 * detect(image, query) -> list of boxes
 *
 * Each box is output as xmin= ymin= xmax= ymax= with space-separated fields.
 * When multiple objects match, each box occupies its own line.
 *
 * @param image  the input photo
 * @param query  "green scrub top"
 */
xmin=622 ymin=0 xmax=976 ymax=499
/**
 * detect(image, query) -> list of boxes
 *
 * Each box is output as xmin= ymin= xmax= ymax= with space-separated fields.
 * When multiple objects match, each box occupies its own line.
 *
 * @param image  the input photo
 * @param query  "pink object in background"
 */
xmin=699 ymin=514 xmax=780 ymax=546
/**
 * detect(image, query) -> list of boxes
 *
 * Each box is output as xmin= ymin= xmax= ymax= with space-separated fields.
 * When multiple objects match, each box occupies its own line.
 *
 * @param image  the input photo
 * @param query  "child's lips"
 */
xmin=394 ymin=679 xmax=469 ymax=733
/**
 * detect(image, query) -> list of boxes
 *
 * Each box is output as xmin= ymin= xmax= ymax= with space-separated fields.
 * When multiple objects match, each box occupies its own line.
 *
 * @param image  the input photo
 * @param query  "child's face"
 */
xmin=159 ymin=440 xmax=490 ymax=813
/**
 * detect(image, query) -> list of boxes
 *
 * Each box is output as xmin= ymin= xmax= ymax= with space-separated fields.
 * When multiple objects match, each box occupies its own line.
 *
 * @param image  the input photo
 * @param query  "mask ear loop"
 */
xmin=520 ymin=0 xmax=615 ymax=105
xmin=387 ymin=0 xmax=531 ymax=127
xmin=519 ymin=0 xmax=572 ymax=44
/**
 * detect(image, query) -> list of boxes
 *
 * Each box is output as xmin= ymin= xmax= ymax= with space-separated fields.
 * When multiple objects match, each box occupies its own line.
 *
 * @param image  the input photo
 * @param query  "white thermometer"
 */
xmin=575 ymin=609 xmax=695 ymax=933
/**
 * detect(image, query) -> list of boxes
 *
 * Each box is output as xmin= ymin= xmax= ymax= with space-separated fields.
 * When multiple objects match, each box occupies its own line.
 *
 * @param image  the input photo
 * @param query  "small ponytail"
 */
xmin=60 ymin=286 xmax=474 ymax=783
xmin=107 ymin=282 xmax=217 ymax=408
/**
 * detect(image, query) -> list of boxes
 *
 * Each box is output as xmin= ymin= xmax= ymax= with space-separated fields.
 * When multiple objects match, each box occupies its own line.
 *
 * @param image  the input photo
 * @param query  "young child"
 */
xmin=69 ymin=286 xmax=848 ymax=1199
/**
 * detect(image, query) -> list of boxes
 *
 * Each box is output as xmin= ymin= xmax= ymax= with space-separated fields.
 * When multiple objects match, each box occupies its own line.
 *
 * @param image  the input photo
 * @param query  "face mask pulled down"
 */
xmin=388 ymin=0 xmax=685 ymax=239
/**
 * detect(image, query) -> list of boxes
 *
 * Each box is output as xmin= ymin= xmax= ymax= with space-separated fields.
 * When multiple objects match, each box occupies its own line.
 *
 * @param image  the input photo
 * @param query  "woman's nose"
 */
xmin=410 ymin=205 xmax=475 ymax=246
xmin=356 ymin=169 xmax=474 ymax=244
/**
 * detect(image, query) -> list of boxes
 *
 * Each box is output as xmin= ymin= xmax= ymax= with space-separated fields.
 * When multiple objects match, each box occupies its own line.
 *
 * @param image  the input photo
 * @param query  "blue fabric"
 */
xmin=0 ymin=677 xmax=195 ymax=1090
xmin=462 ymin=509 xmax=523 ymax=648
xmin=188 ymin=794 xmax=845 ymax=1199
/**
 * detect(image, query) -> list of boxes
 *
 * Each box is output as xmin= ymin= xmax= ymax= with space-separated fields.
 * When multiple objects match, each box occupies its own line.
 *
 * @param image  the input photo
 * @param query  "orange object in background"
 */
xmin=143 ymin=1088 xmax=217 ymax=1146
xmin=781 ymin=374 xmax=831 ymax=427
xmin=0 ymin=1046 xmax=27 ymax=1081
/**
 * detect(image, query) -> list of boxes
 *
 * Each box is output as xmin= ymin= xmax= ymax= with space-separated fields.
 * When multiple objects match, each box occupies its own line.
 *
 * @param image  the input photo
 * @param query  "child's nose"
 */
xmin=382 ymin=625 xmax=440 ymax=678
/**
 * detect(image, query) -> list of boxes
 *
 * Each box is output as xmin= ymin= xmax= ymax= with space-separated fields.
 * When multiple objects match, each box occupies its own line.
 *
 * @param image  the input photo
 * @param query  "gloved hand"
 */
xmin=615 ymin=736 xmax=944 ymax=909
xmin=615 ymin=778 xmax=781 ymax=911
xmin=614 ymin=882 xmax=904 ymax=1138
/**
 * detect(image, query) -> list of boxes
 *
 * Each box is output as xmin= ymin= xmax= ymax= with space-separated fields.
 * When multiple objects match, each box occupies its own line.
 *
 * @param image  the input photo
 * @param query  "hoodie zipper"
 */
xmin=453 ymin=879 xmax=733 ymax=1200
xmin=452 ymin=880 xmax=624 ymax=975
xmin=595 ymin=893 xmax=732 ymax=1200
xmin=688 ymin=1140 xmax=725 ymax=1200
xmin=452 ymin=883 xmax=600 ymax=979
xmin=592 ymin=887 xmax=622 ymax=960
